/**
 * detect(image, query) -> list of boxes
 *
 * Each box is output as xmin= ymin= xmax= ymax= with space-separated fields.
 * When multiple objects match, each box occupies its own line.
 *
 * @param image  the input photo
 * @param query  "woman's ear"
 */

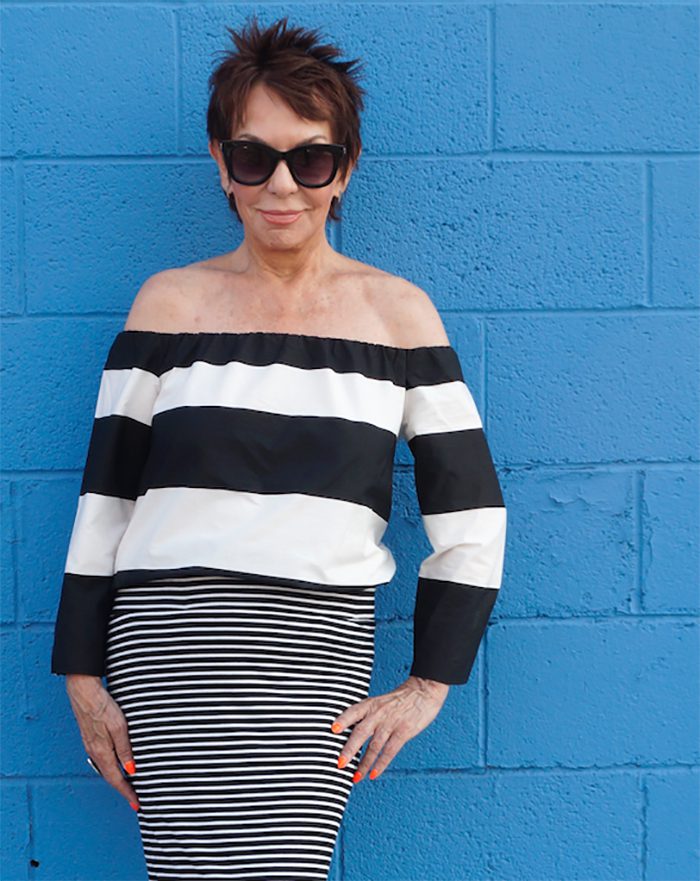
xmin=208 ymin=140 xmax=230 ymax=192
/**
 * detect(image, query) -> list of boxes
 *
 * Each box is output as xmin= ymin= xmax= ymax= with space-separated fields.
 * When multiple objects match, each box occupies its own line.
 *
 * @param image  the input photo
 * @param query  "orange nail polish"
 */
xmin=331 ymin=722 xmax=342 ymax=734
xmin=124 ymin=760 xmax=136 ymax=775
xmin=369 ymin=769 xmax=379 ymax=780
xmin=352 ymin=771 xmax=363 ymax=783
xmin=130 ymin=802 xmax=140 ymax=811
xmin=337 ymin=755 xmax=348 ymax=769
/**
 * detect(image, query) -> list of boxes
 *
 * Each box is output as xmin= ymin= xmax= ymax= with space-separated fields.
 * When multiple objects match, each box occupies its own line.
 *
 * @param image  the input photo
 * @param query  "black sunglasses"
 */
xmin=220 ymin=140 xmax=347 ymax=188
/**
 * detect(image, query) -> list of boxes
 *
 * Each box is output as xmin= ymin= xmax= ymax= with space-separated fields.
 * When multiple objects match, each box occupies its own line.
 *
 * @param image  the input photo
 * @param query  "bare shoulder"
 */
xmin=378 ymin=276 xmax=451 ymax=348
xmin=123 ymin=268 xmax=197 ymax=331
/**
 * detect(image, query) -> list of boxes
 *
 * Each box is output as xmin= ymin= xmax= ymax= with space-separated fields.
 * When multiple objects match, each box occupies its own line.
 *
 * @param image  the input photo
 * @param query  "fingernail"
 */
xmin=352 ymin=771 xmax=362 ymax=783
xmin=130 ymin=802 xmax=140 ymax=811
xmin=331 ymin=722 xmax=342 ymax=734
xmin=337 ymin=755 xmax=348 ymax=769
xmin=369 ymin=769 xmax=379 ymax=780
xmin=124 ymin=760 xmax=136 ymax=775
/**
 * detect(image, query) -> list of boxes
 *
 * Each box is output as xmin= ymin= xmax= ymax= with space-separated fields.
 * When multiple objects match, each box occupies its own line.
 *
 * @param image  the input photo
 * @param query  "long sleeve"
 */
xmin=50 ymin=331 xmax=164 ymax=676
xmin=401 ymin=345 xmax=507 ymax=686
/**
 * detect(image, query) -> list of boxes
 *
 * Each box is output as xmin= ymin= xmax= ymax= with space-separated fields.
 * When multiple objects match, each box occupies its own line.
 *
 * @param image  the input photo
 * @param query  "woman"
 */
xmin=51 ymin=14 xmax=507 ymax=880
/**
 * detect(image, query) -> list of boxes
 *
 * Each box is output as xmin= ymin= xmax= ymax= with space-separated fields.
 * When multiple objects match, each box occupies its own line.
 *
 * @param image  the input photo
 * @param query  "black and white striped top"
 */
xmin=50 ymin=329 xmax=507 ymax=685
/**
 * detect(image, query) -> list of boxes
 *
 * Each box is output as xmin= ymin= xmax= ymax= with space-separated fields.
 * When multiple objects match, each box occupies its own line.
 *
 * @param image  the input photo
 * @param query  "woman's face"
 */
xmin=209 ymin=82 xmax=354 ymax=246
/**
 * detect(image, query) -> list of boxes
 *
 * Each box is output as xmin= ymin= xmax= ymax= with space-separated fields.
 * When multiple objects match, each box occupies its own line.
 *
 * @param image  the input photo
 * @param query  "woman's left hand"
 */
xmin=330 ymin=675 xmax=450 ymax=782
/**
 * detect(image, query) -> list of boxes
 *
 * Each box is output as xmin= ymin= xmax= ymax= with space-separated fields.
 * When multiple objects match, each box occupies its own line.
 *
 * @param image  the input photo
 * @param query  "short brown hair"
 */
xmin=206 ymin=14 xmax=367 ymax=223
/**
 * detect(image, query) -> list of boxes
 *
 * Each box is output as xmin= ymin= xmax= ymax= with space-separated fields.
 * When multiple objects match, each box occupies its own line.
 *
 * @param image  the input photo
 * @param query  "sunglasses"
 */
xmin=220 ymin=140 xmax=347 ymax=188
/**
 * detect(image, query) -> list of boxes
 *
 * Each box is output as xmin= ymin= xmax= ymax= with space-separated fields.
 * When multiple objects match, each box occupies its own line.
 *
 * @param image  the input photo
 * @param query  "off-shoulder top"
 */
xmin=50 ymin=329 xmax=507 ymax=685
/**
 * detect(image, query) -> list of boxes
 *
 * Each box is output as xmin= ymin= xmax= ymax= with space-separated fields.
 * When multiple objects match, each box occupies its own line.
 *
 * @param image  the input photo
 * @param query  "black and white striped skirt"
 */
xmin=104 ymin=576 xmax=377 ymax=880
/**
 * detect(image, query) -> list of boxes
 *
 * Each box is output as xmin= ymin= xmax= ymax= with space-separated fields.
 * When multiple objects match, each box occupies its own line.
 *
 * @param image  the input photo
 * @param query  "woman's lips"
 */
xmin=260 ymin=210 xmax=303 ymax=225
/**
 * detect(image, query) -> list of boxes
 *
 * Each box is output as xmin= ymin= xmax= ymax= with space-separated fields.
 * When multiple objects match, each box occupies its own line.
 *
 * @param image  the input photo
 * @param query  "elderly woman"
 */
xmin=51 ymin=14 xmax=507 ymax=880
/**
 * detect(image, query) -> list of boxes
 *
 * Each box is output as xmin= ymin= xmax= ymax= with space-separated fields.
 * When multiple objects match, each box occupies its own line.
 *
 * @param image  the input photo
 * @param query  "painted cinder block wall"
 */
xmin=2 ymin=3 xmax=698 ymax=880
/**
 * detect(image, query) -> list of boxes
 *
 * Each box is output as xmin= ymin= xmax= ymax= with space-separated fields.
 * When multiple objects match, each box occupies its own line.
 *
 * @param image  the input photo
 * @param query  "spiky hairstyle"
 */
xmin=206 ymin=14 xmax=367 ymax=222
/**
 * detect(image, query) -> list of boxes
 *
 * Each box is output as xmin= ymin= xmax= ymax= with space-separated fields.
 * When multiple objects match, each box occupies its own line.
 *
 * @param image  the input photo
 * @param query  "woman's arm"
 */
xmin=51 ymin=285 xmax=168 ymax=675
xmin=329 ymin=286 xmax=507 ymax=781
xmin=397 ymin=284 xmax=507 ymax=685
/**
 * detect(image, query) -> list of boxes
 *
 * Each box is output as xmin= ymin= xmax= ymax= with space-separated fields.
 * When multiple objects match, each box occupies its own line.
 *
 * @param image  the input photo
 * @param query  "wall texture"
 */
xmin=1 ymin=3 xmax=699 ymax=880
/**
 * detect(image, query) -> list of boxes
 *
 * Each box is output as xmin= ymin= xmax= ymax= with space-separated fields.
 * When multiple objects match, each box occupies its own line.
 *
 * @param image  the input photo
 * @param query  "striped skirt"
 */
xmin=104 ymin=576 xmax=377 ymax=880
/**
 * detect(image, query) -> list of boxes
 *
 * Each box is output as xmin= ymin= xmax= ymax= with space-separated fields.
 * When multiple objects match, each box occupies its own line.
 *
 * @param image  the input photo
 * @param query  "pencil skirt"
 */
xmin=104 ymin=576 xmax=377 ymax=880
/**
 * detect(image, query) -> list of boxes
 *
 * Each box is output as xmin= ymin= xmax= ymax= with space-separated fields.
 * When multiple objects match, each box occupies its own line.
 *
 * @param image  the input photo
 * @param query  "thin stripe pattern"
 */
xmin=105 ymin=575 xmax=376 ymax=880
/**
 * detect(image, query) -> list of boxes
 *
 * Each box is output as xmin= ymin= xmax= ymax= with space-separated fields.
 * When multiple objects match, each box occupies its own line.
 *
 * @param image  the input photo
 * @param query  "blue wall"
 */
xmin=2 ymin=4 xmax=699 ymax=880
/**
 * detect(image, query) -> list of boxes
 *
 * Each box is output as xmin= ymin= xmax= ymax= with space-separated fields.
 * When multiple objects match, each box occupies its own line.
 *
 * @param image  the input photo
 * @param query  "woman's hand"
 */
xmin=330 ymin=675 xmax=450 ymax=782
xmin=65 ymin=674 xmax=140 ymax=811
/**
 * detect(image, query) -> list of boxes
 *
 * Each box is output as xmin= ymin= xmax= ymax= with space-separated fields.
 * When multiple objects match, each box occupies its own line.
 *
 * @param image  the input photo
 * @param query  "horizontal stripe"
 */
xmin=80 ymin=416 xmax=151 ymax=498
xmin=65 ymin=493 xmax=135 ymax=576
xmin=104 ymin=330 xmax=170 ymax=373
xmin=401 ymin=379 xmax=481 ymax=439
xmin=419 ymin=506 xmax=508 ymax=588
xmin=108 ymin=328 xmax=462 ymax=379
xmin=94 ymin=367 xmax=160 ymax=424
xmin=113 ymin=486 xmax=397 ymax=587
xmin=404 ymin=342 xmax=464 ymax=388
xmin=411 ymin=427 xmax=505 ymax=513
xmin=145 ymin=406 xmax=396 ymax=518
xmin=104 ymin=578 xmax=375 ymax=878
xmin=112 ymin=329 xmax=407 ymax=382
xmin=112 ymin=566 xmax=385 ymax=594
xmin=155 ymin=357 xmax=404 ymax=433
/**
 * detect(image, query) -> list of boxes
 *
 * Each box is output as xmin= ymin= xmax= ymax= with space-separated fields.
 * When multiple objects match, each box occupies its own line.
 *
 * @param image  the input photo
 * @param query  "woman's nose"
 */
xmin=265 ymin=158 xmax=298 ymax=194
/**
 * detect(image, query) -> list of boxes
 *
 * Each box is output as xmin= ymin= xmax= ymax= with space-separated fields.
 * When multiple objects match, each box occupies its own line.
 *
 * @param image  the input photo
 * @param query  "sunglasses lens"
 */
xmin=227 ymin=144 xmax=338 ymax=186
xmin=228 ymin=143 xmax=273 ymax=184
xmin=290 ymin=147 xmax=337 ymax=186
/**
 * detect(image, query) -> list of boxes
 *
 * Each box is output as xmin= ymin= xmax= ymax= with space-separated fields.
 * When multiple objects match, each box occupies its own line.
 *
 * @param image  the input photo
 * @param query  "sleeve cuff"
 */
xmin=409 ymin=577 xmax=500 ymax=685
xmin=50 ymin=574 xmax=115 ymax=676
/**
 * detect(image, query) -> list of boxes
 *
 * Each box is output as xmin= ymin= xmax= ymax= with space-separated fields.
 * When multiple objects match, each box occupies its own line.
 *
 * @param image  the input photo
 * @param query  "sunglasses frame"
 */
xmin=219 ymin=140 xmax=348 ymax=188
